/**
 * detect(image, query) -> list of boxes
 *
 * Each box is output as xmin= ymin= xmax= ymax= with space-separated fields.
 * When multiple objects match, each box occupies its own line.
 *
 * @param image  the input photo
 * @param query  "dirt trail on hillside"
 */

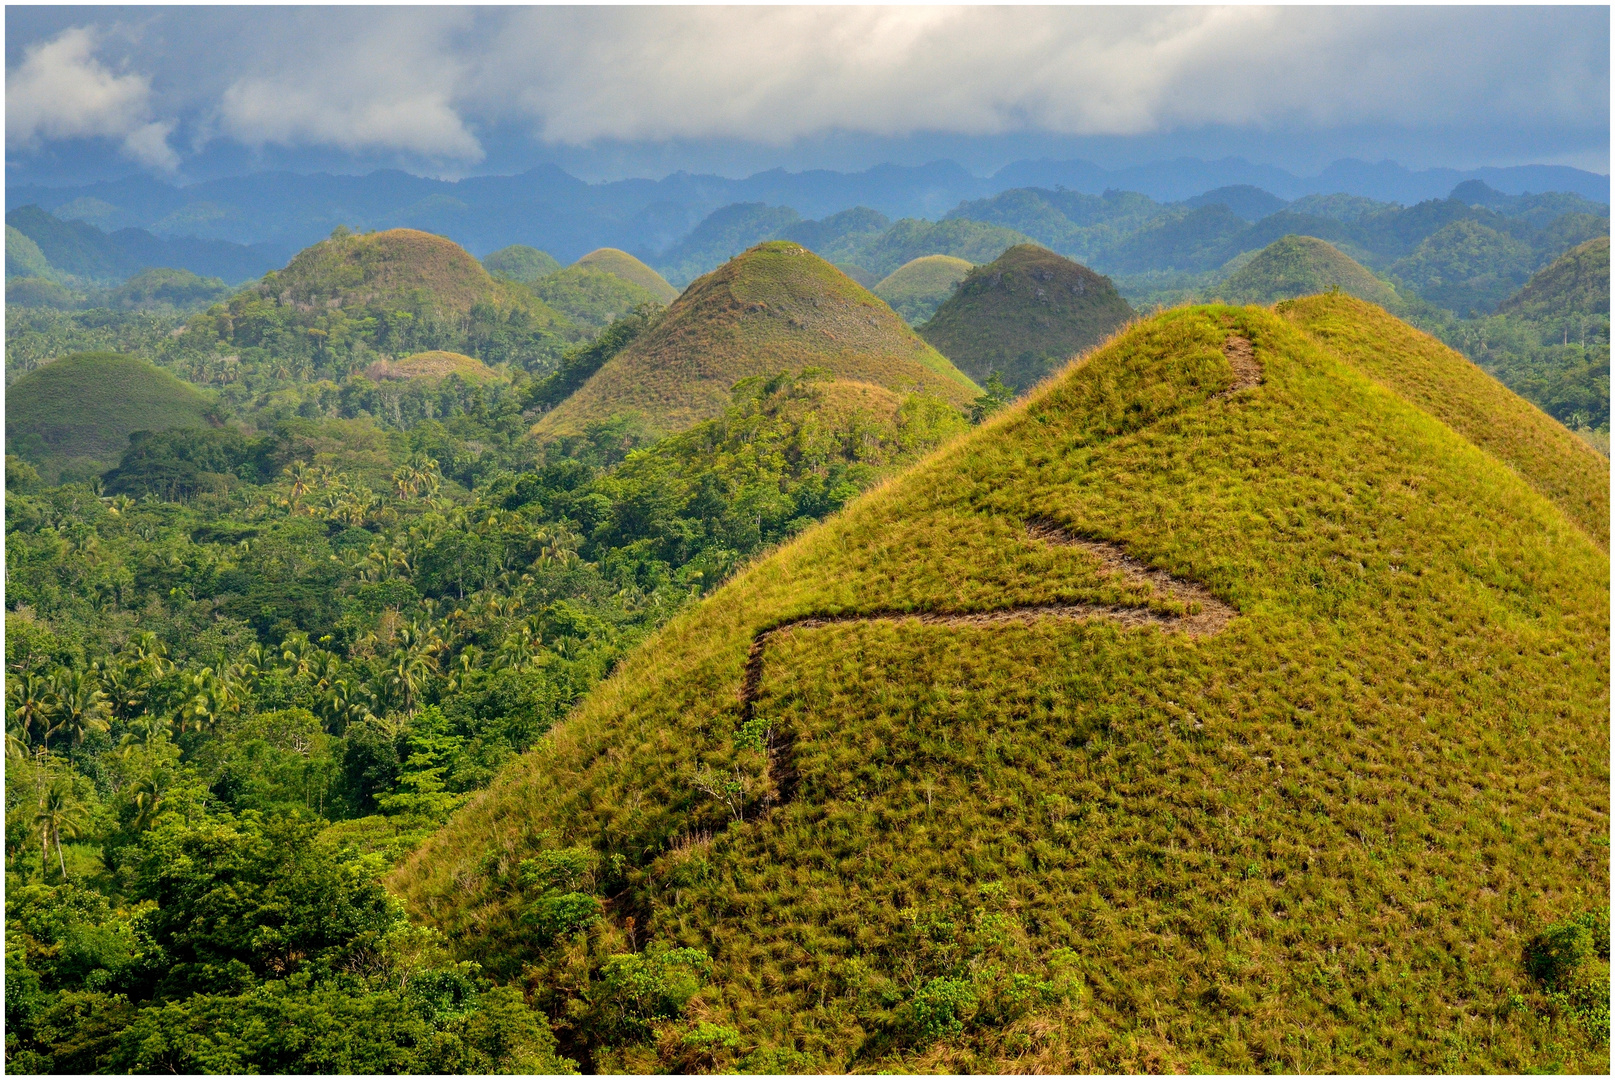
xmin=1221 ymin=335 xmax=1261 ymax=394
xmin=739 ymin=519 xmax=1235 ymax=720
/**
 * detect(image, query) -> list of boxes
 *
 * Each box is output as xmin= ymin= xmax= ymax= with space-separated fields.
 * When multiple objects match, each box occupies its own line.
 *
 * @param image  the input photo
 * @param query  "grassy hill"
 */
xmin=1498 ymin=237 xmax=1610 ymax=321
xmin=531 ymin=266 xmax=666 ymax=331
xmin=253 ymin=228 xmax=528 ymax=315
xmin=396 ymin=299 xmax=1609 ymax=1072
xmin=918 ymin=245 xmax=1135 ymax=392
xmin=533 ymin=242 xmax=980 ymax=439
xmin=364 ymin=350 xmax=501 ymax=383
xmin=6 ymin=352 xmax=218 ymax=482
xmin=574 ymin=248 xmax=680 ymax=304
xmin=484 ymin=244 xmax=562 ymax=283
xmin=874 ymin=255 xmax=973 ymax=325
xmin=1220 ymin=235 xmax=1400 ymax=306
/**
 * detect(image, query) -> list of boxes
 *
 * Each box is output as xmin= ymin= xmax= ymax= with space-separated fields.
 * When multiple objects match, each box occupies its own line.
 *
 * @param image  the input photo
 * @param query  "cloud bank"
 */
xmin=5 ymin=6 xmax=1608 ymax=177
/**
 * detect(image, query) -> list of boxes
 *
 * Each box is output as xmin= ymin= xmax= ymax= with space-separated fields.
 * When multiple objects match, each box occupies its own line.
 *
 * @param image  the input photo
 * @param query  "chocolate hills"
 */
xmin=394 ymin=298 xmax=1607 ymax=1072
xmin=918 ymin=244 xmax=1134 ymax=392
xmin=531 ymin=242 xmax=980 ymax=439
xmin=873 ymin=254 xmax=973 ymax=324
xmin=253 ymin=227 xmax=530 ymax=315
xmin=6 ymin=353 xmax=219 ymax=482
xmin=573 ymin=248 xmax=680 ymax=303
xmin=1496 ymin=236 xmax=1610 ymax=321
xmin=1220 ymin=235 xmax=1399 ymax=306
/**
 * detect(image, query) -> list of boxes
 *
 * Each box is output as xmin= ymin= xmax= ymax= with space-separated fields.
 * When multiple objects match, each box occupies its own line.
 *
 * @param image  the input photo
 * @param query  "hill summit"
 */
xmin=253 ymin=228 xmax=526 ymax=315
xmin=574 ymin=248 xmax=680 ymax=304
xmin=1221 ymin=235 xmax=1398 ymax=307
xmin=874 ymin=254 xmax=973 ymax=324
xmin=395 ymin=299 xmax=1608 ymax=1072
xmin=533 ymin=241 xmax=980 ymax=439
xmin=6 ymin=353 xmax=218 ymax=482
xmin=918 ymin=244 xmax=1134 ymax=392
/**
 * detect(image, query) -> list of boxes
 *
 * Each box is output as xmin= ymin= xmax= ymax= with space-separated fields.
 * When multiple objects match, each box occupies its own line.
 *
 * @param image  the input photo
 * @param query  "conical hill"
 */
xmin=255 ymin=228 xmax=528 ymax=315
xmin=1221 ymin=234 xmax=1398 ymax=307
xmin=394 ymin=302 xmax=1609 ymax=1072
xmin=574 ymin=247 xmax=680 ymax=303
xmin=532 ymin=241 xmax=981 ymax=439
xmin=874 ymin=254 xmax=973 ymax=324
xmin=918 ymin=244 xmax=1134 ymax=392
xmin=1496 ymin=236 xmax=1610 ymax=321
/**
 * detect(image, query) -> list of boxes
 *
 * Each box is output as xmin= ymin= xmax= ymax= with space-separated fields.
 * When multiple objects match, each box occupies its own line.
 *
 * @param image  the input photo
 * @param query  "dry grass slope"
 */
xmin=255 ymin=228 xmax=529 ymax=315
xmin=396 ymin=301 xmax=1609 ymax=1072
xmin=534 ymin=242 xmax=980 ymax=439
xmin=574 ymin=248 xmax=681 ymax=304
xmin=364 ymin=350 xmax=502 ymax=383
xmin=1280 ymin=292 xmax=1608 ymax=548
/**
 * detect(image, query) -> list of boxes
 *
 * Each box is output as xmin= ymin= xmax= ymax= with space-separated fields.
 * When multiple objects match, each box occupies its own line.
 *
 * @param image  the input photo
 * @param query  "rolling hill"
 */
xmin=395 ymin=299 xmax=1609 ymax=1072
xmin=918 ymin=245 xmax=1135 ymax=391
xmin=873 ymin=255 xmax=973 ymax=325
xmin=532 ymin=241 xmax=980 ymax=439
xmin=1220 ymin=235 xmax=1400 ymax=306
xmin=252 ymin=227 xmax=528 ymax=315
xmin=483 ymin=244 xmax=562 ymax=283
xmin=574 ymin=248 xmax=681 ymax=303
xmin=1496 ymin=236 xmax=1610 ymax=321
xmin=6 ymin=353 xmax=219 ymax=482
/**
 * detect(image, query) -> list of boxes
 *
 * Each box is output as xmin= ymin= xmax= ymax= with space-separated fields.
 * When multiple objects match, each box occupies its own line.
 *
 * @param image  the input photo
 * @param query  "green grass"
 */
xmin=396 ymin=301 xmax=1609 ymax=1071
xmin=531 ymin=265 xmax=665 ymax=331
xmin=919 ymin=244 xmax=1135 ymax=392
xmin=825 ymin=218 xmax=1033 ymax=279
xmin=534 ymin=242 xmax=980 ymax=439
xmin=5 ymin=352 xmax=219 ymax=482
xmin=1220 ymin=235 xmax=1399 ymax=307
xmin=1279 ymin=293 xmax=1608 ymax=547
xmin=484 ymin=244 xmax=563 ymax=283
xmin=574 ymin=249 xmax=680 ymax=304
xmin=873 ymin=255 xmax=972 ymax=325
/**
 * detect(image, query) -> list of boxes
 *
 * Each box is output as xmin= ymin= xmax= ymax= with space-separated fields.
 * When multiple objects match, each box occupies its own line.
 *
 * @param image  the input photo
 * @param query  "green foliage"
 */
xmin=1219 ymin=235 xmax=1400 ymax=307
xmin=104 ymin=269 xmax=230 ymax=312
xmin=596 ymin=945 xmax=712 ymax=1039
xmin=530 ymin=266 xmax=664 ymax=331
xmin=822 ymin=217 xmax=1033 ymax=279
xmin=656 ymin=203 xmax=804 ymax=287
xmin=483 ymin=244 xmax=562 ymax=283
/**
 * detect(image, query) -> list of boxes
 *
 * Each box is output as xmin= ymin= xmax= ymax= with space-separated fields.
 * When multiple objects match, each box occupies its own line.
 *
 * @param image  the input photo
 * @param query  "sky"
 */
xmin=5 ymin=5 xmax=1610 ymax=187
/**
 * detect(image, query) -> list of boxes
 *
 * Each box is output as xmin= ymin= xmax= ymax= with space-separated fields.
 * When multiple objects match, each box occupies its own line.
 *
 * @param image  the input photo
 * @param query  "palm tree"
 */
xmin=118 ymin=714 xmax=173 ymax=757
xmin=34 ymin=777 xmax=87 ymax=878
xmin=127 ymin=772 xmax=168 ymax=831
xmin=7 ymin=671 xmax=55 ymax=748
xmin=45 ymin=669 xmax=110 ymax=749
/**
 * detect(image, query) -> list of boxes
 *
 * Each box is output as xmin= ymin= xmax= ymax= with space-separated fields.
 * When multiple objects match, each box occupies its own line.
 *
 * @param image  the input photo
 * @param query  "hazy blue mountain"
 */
xmin=5 ymin=205 xmax=287 ymax=285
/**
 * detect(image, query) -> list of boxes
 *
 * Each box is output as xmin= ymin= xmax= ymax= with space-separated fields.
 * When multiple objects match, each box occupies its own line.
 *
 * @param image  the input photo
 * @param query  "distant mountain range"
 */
xmin=8 ymin=156 xmax=1607 ymax=268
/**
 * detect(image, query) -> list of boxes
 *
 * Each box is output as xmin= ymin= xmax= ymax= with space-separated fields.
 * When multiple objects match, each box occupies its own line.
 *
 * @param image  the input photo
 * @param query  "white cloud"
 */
xmin=212 ymin=10 xmax=483 ymax=162
xmin=5 ymin=7 xmax=1607 ymax=169
xmin=471 ymin=7 xmax=1607 ymax=145
xmin=6 ymin=26 xmax=179 ymax=169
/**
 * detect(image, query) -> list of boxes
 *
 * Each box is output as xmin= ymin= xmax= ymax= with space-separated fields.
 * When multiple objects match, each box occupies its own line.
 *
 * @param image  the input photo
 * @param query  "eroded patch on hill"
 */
xmin=1220 ymin=334 xmax=1261 ymax=394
